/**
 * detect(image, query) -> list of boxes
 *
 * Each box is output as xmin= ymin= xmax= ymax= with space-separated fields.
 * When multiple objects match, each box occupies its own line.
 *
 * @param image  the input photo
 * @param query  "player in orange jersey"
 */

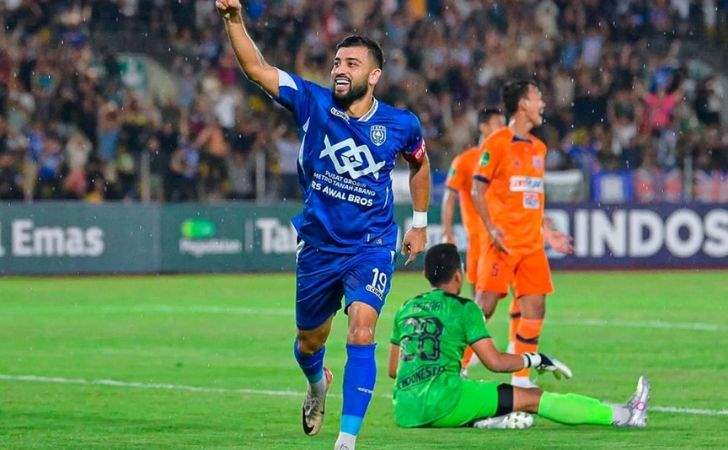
xmin=441 ymin=108 xmax=505 ymax=373
xmin=441 ymin=108 xmax=505 ymax=286
xmin=471 ymin=80 xmax=573 ymax=388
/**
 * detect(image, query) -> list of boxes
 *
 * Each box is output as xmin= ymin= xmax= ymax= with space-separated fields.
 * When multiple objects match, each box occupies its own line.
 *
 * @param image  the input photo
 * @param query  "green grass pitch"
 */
xmin=1 ymin=271 xmax=727 ymax=449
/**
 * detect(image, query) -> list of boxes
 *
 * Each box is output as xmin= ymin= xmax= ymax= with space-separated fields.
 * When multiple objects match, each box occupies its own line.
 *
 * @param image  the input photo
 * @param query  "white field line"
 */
xmin=549 ymin=318 xmax=725 ymax=332
xmin=1 ymin=374 xmax=727 ymax=417
xmin=4 ymin=305 xmax=726 ymax=333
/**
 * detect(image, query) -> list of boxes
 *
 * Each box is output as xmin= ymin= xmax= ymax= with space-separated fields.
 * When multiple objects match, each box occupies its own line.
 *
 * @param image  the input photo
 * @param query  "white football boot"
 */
xmin=301 ymin=367 xmax=333 ymax=436
xmin=625 ymin=376 xmax=650 ymax=427
xmin=473 ymin=411 xmax=534 ymax=429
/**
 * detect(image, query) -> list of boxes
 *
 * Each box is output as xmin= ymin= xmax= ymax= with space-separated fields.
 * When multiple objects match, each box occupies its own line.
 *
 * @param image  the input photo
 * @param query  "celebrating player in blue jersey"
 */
xmin=216 ymin=2 xmax=431 ymax=449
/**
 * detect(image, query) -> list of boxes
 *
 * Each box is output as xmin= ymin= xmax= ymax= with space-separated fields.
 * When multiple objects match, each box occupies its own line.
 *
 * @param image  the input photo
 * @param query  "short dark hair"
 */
xmin=502 ymin=80 xmax=538 ymax=117
xmin=335 ymin=35 xmax=384 ymax=69
xmin=477 ymin=107 xmax=503 ymax=124
xmin=424 ymin=243 xmax=462 ymax=287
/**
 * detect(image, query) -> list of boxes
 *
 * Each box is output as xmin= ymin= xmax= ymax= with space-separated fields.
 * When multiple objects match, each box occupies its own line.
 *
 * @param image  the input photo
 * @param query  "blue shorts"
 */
xmin=295 ymin=241 xmax=396 ymax=330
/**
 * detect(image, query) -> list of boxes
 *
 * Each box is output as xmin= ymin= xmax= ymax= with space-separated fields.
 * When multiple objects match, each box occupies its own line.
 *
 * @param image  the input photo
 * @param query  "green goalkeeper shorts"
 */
xmin=430 ymin=380 xmax=511 ymax=428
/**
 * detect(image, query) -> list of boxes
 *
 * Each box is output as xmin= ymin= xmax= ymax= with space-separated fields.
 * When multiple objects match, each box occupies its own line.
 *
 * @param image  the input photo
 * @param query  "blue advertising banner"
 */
xmin=545 ymin=204 xmax=728 ymax=269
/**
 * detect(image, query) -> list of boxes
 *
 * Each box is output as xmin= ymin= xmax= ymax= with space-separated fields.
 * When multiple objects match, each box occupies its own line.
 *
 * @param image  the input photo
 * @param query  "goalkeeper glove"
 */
xmin=522 ymin=352 xmax=572 ymax=380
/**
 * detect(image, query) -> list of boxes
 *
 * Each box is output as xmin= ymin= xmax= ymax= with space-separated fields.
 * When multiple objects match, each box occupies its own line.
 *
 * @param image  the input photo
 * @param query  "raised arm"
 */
xmin=216 ymin=0 xmax=280 ymax=96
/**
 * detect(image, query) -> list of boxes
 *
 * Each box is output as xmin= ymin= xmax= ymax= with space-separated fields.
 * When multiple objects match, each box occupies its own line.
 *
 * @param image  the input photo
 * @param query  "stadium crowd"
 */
xmin=0 ymin=0 xmax=726 ymax=202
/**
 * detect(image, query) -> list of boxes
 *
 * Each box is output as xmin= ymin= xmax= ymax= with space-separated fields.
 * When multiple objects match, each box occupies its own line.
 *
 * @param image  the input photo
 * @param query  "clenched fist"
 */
xmin=215 ymin=0 xmax=242 ymax=20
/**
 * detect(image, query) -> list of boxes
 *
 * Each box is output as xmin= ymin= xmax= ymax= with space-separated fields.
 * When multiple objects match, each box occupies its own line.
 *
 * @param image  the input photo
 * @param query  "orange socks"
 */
xmin=461 ymin=346 xmax=475 ymax=369
xmin=512 ymin=317 xmax=543 ymax=378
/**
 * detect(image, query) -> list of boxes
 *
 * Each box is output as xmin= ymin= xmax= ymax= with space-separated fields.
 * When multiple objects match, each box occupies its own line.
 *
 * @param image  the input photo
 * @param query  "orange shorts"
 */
xmin=476 ymin=246 xmax=553 ymax=298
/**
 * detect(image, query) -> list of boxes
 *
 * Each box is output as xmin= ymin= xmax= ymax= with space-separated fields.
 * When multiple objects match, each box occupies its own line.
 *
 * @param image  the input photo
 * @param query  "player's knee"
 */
xmin=347 ymin=325 xmax=374 ymax=345
xmin=476 ymin=293 xmax=501 ymax=319
xmin=521 ymin=301 xmax=545 ymax=318
xmin=513 ymin=386 xmax=543 ymax=414
xmin=296 ymin=331 xmax=326 ymax=354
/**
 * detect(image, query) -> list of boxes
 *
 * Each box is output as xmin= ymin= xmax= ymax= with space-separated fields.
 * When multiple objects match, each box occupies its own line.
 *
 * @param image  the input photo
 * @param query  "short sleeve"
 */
xmin=400 ymin=112 xmax=426 ymax=164
xmin=445 ymin=156 xmax=466 ymax=191
xmin=463 ymin=301 xmax=490 ymax=345
xmin=473 ymin=137 xmax=503 ymax=183
xmin=390 ymin=312 xmax=402 ymax=345
xmin=274 ymin=69 xmax=314 ymax=128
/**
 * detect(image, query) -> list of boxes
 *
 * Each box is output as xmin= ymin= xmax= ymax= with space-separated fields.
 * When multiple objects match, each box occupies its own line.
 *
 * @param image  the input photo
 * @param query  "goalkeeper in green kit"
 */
xmin=388 ymin=243 xmax=650 ymax=429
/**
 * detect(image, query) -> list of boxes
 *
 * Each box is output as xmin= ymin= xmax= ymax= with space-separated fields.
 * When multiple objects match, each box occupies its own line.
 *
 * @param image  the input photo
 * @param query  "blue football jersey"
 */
xmin=274 ymin=69 xmax=426 ymax=254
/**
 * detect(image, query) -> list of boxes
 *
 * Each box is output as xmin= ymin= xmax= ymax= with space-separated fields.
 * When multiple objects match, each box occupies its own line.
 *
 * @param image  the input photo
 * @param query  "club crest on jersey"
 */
xmin=370 ymin=125 xmax=387 ymax=146
xmin=532 ymin=155 xmax=543 ymax=170
xmin=320 ymin=135 xmax=385 ymax=180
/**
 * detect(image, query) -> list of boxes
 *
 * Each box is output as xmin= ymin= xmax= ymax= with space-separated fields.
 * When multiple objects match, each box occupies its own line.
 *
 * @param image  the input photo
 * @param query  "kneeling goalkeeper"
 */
xmin=388 ymin=243 xmax=649 ymax=429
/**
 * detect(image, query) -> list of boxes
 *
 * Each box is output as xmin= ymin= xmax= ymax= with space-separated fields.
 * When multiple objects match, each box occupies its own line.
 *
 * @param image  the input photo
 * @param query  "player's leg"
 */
xmin=507 ymin=296 xmax=521 ymax=353
xmin=474 ymin=244 xmax=512 ymax=319
xmin=296 ymin=315 xmax=334 ymax=395
xmin=463 ymin=246 xmax=512 ymax=372
xmin=512 ymin=376 xmax=650 ymax=427
xmin=465 ymin=230 xmax=480 ymax=297
xmin=430 ymin=380 xmax=532 ymax=429
xmin=335 ymin=249 xmax=394 ymax=449
xmin=338 ymin=301 xmax=379 ymax=448
xmin=460 ymin=233 xmax=481 ymax=370
xmin=511 ymin=249 xmax=553 ymax=387
xmin=295 ymin=242 xmax=345 ymax=436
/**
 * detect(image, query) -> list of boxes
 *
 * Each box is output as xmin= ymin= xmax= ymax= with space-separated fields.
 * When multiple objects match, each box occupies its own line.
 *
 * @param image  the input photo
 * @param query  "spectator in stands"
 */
xmin=275 ymin=126 xmax=301 ymax=201
xmin=0 ymin=152 xmax=24 ymax=201
xmin=0 ymin=0 xmax=725 ymax=204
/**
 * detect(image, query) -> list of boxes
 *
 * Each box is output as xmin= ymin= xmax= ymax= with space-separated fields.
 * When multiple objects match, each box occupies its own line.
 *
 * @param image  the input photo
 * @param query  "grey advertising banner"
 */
xmin=1 ymin=202 xmax=726 ymax=275
xmin=160 ymin=203 xmax=300 ymax=272
xmin=0 ymin=203 xmax=159 ymax=275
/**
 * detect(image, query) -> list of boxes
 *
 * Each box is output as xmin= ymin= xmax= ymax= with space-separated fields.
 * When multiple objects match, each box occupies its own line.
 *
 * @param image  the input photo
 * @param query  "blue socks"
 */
xmin=294 ymin=339 xmax=377 ymax=438
xmin=341 ymin=343 xmax=377 ymax=436
xmin=293 ymin=339 xmax=324 ymax=384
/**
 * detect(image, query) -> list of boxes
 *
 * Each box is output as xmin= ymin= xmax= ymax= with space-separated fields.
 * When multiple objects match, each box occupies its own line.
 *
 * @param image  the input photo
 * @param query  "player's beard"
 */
xmin=332 ymin=79 xmax=368 ymax=110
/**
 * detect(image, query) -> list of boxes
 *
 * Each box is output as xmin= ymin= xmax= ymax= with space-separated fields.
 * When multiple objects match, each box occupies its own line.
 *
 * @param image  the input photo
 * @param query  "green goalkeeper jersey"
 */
xmin=390 ymin=289 xmax=490 ymax=427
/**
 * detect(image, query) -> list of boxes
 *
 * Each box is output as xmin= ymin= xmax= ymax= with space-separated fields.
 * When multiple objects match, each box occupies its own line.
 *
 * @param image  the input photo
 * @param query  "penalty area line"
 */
xmin=1 ymin=374 xmax=727 ymax=417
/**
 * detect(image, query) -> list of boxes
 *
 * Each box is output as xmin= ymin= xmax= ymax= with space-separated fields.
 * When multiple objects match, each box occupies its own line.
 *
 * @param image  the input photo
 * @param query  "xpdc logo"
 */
xmin=319 ymin=135 xmax=385 ymax=180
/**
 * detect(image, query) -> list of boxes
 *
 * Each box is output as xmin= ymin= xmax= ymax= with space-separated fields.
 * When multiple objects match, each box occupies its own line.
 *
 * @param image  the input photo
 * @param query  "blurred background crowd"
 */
xmin=0 ymin=0 xmax=726 ymax=203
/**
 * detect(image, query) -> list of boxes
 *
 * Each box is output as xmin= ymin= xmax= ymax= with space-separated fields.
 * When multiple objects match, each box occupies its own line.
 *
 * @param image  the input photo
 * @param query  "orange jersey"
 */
xmin=445 ymin=146 xmax=487 ymax=240
xmin=474 ymin=127 xmax=547 ymax=255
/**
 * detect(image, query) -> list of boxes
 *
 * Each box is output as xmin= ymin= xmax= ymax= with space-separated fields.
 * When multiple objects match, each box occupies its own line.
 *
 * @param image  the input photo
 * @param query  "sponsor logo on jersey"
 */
xmin=319 ymin=135 xmax=385 ymax=180
xmin=370 ymin=124 xmax=387 ymax=146
xmin=509 ymin=176 xmax=544 ymax=193
xmin=329 ymin=107 xmax=349 ymax=122
xmin=479 ymin=151 xmax=490 ymax=167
